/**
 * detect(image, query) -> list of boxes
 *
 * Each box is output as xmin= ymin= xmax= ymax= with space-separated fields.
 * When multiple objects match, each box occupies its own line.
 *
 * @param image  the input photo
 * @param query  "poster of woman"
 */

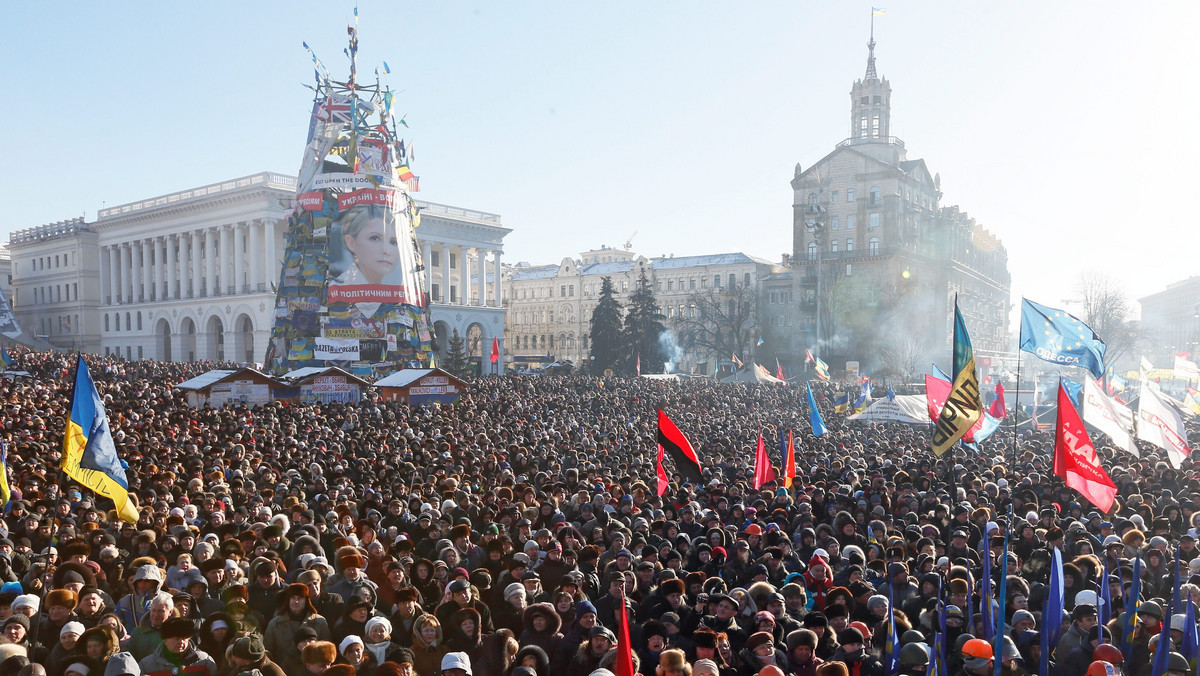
xmin=327 ymin=190 xmax=423 ymax=309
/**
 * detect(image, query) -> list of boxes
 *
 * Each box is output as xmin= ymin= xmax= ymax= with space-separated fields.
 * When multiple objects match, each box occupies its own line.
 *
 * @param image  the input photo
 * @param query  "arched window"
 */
xmin=869 ymin=237 xmax=880 ymax=256
xmin=136 ymin=312 xmax=143 ymax=331
xmin=104 ymin=315 xmax=110 ymax=332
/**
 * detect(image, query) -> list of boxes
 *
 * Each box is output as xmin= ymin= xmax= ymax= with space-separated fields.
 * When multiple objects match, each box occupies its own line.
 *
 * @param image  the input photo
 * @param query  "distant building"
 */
xmin=774 ymin=34 xmax=1011 ymax=380
xmin=8 ymin=172 xmax=508 ymax=362
xmin=505 ymin=246 xmax=782 ymax=374
xmin=1139 ymin=276 xmax=1200 ymax=365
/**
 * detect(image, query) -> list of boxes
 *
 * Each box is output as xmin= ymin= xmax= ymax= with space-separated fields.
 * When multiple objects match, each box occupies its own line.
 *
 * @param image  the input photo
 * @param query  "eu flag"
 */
xmin=1020 ymin=298 xmax=1107 ymax=379
xmin=61 ymin=356 xmax=139 ymax=524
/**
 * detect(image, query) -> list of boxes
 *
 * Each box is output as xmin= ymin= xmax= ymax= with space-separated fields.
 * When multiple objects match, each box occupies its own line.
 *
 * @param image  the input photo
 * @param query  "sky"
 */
xmin=3 ymin=2 xmax=1196 ymax=319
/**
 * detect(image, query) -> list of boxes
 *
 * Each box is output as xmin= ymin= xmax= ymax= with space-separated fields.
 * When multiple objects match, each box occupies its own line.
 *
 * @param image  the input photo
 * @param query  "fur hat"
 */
xmin=786 ymin=629 xmax=817 ymax=651
xmin=451 ymin=524 xmax=471 ymax=540
xmin=46 ymin=589 xmax=77 ymax=610
xmin=60 ymin=539 xmax=90 ymax=560
xmin=302 ymin=641 xmax=338 ymax=664
xmin=746 ymin=632 xmax=774 ymax=652
xmin=659 ymin=579 xmax=685 ymax=596
xmin=160 ymin=617 xmax=194 ymax=640
xmin=658 ymin=649 xmax=687 ymax=672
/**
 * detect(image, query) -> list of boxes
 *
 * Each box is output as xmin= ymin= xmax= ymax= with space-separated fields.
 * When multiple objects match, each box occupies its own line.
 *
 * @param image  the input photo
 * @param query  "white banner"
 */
xmin=1137 ymin=384 xmax=1190 ymax=468
xmin=847 ymin=394 xmax=929 ymax=424
xmin=1082 ymin=378 xmax=1137 ymax=456
xmin=315 ymin=337 xmax=360 ymax=361
xmin=1176 ymin=355 xmax=1200 ymax=380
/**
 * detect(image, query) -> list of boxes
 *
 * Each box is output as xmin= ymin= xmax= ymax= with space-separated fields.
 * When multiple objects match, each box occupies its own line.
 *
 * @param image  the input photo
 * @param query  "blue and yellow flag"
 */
xmin=931 ymin=300 xmax=982 ymax=455
xmin=61 ymin=356 xmax=139 ymax=524
xmin=854 ymin=379 xmax=873 ymax=412
xmin=834 ymin=393 xmax=850 ymax=413
xmin=0 ymin=347 xmax=12 ymax=371
xmin=0 ymin=442 xmax=10 ymax=507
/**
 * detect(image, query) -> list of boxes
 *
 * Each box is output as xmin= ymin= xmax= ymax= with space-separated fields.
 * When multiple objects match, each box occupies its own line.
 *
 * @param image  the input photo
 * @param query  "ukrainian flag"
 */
xmin=834 ymin=393 xmax=850 ymax=413
xmin=0 ymin=347 xmax=12 ymax=371
xmin=61 ymin=356 xmax=138 ymax=524
xmin=0 ymin=442 xmax=10 ymax=506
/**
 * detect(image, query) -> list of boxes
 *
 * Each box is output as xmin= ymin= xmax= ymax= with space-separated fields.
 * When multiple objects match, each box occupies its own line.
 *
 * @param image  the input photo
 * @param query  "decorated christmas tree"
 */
xmin=264 ymin=15 xmax=433 ymax=375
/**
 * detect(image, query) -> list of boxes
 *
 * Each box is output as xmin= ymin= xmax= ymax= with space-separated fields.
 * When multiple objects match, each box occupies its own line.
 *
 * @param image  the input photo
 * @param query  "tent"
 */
xmin=174 ymin=368 xmax=278 ymax=408
xmin=277 ymin=366 xmax=372 ymax=404
xmin=847 ymin=395 xmax=929 ymax=425
xmin=720 ymin=364 xmax=786 ymax=385
xmin=374 ymin=368 xmax=466 ymax=406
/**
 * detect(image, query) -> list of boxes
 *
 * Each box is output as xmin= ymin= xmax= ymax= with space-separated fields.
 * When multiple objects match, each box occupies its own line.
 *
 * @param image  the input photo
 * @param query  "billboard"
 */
xmin=264 ymin=44 xmax=433 ymax=375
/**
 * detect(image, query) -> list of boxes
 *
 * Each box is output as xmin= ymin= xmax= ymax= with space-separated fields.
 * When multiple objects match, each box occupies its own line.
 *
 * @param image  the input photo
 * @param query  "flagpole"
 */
xmin=1011 ymin=338 xmax=1023 ymax=471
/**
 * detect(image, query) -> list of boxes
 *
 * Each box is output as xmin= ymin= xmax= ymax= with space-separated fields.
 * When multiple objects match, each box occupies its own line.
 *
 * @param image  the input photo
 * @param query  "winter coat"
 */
xmin=411 ymin=614 xmax=449 ymax=676
xmin=263 ymin=609 xmax=332 ymax=657
xmin=137 ymin=642 xmax=217 ymax=676
xmin=519 ymin=603 xmax=563 ymax=658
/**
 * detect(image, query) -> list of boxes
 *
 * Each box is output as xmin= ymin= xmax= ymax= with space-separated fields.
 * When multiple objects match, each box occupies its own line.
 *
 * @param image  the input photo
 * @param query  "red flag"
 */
xmin=989 ymin=383 xmax=1007 ymax=419
xmin=490 ymin=337 xmax=499 ymax=364
xmin=1054 ymin=380 xmax=1117 ymax=512
xmin=783 ymin=429 xmax=796 ymax=488
xmin=656 ymin=446 xmax=669 ymax=496
xmin=636 ymin=354 xmax=641 ymax=376
xmin=776 ymin=358 xmax=786 ymax=381
xmin=732 ymin=353 xmax=743 ymax=369
xmin=753 ymin=432 xmax=777 ymax=489
xmin=657 ymin=410 xmax=703 ymax=484
xmin=615 ymin=587 xmax=636 ymax=676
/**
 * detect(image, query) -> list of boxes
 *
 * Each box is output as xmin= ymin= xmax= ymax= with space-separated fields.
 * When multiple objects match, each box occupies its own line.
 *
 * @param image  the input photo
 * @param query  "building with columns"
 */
xmin=8 ymin=171 xmax=509 ymax=364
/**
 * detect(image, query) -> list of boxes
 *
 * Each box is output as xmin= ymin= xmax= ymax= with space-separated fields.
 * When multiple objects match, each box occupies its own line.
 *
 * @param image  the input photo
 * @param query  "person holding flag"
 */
xmin=932 ymin=299 xmax=983 ymax=456
xmin=61 ymin=355 xmax=139 ymax=524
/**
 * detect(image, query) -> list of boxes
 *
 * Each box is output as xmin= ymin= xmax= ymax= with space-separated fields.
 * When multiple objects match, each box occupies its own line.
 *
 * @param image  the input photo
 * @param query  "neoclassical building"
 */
xmin=9 ymin=171 xmax=508 ymax=364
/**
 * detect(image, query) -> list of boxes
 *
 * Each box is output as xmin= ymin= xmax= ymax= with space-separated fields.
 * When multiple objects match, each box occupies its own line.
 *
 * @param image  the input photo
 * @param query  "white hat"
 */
xmin=60 ymin=622 xmax=85 ymax=637
xmin=340 ymin=635 xmax=364 ymax=654
xmin=365 ymin=616 xmax=392 ymax=638
xmin=504 ymin=583 xmax=526 ymax=600
xmin=442 ymin=651 xmax=473 ymax=675
xmin=12 ymin=594 xmax=39 ymax=613
xmin=1075 ymin=590 xmax=1102 ymax=608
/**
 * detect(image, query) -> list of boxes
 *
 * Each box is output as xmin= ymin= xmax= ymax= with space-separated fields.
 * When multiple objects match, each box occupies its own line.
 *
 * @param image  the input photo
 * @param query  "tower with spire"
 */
xmin=848 ymin=18 xmax=897 ymax=159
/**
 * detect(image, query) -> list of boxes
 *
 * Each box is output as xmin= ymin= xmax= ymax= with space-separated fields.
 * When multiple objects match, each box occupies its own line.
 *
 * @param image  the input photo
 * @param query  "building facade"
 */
xmin=505 ymin=246 xmax=782 ymax=374
xmin=1140 ymin=276 xmax=1200 ymax=366
xmin=775 ymin=36 xmax=1011 ymax=380
xmin=9 ymin=172 xmax=508 ymax=364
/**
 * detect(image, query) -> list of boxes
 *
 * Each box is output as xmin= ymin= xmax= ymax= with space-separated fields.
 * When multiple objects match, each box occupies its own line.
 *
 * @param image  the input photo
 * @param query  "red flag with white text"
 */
xmin=1054 ymin=380 xmax=1117 ymax=512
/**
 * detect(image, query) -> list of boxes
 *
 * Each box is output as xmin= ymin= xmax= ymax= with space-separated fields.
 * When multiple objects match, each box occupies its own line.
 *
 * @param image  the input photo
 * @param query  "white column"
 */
xmin=178 ymin=234 xmax=189 ymax=299
xmin=119 ymin=244 xmax=130 ymax=303
xmin=205 ymin=228 xmax=217 ymax=297
xmin=190 ymin=232 xmax=202 ymax=298
xmin=219 ymin=226 xmax=233 ymax=295
xmin=493 ymin=250 xmax=503 ymax=307
xmin=130 ymin=241 xmax=141 ymax=302
xmin=264 ymin=220 xmax=277 ymax=291
xmin=104 ymin=246 xmax=115 ymax=305
xmin=158 ymin=238 xmax=168 ymax=300
xmin=233 ymin=224 xmax=245 ymax=294
xmin=422 ymin=241 xmax=433 ymax=298
xmin=248 ymin=220 xmax=261 ymax=292
xmin=463 ymin=247 xmax=473 ymax=307
xmin=477 ymin=248 xmax=487 ymax=307
xmin=166 ymin=236 xmax=177 ymax=300
xmin=144 ymin=240 xmax=155 ymax=302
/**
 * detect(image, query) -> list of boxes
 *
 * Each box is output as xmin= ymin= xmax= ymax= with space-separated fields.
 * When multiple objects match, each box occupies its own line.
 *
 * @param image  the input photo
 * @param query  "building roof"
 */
xmin=510 ymin=265 xmax=560 ymax=281
xmin=651 ymin=253 xmax=775 ymax=269
xmin=373 ymin=367 xmax=465 ymax=388
xmin=579 ymin=261 xmax=636 ymax=276
xmin=280 ymin=366 xmax=372 ymax=386
xmin=762 ymin=271 xmax=794 ymax=281
xmin=174 ymin=369 xmax=241 ymax=391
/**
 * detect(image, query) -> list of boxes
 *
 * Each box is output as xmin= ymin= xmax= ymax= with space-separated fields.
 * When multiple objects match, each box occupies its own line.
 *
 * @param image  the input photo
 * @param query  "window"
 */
xmin=847 ymin=215 xmax=856 ymax=230
xmin=449 ymin=253 xmax=457 ymax=269
xmin=432 ymin=284 xmax=440 ymax=301
xmin=860 ymin=116 xmax=868 ymax=133
xmin=846 ymin=239 xmax=854 ymax=252
xmin=808 ymin=193 xmax=818 ymax=207
xmin=138 ymin=346 xmax=143 ymax=359
xmin=430 ymin=251 xmax=440 ymax=267
xmin=569 ymin=285 xmax=574 ymax=297
xmin=137 ymin=312 xmax=142 ymax=330
xmin=667 ymin=306 xmax=674 ymax=318
xmin=831 ymin=217 xmax=839 ymax=231
xmin=871 ymin=115 xmax=880 ymax=137
xmin=744 ymin=273 xmax=751 ymax=285
xmin=807 ymin=242 xmax=817 ymax=260
xmin=831 ymin=240 xmax=838 ymax=253
xmin=870 ymin=187 xmax=881 ymax=206
xmin=869 ymin=237 xmax=880 ymax=255
xmin=847 ymin=189 xmax=855 ymax=202
xmin=104 ymin=315 xmax=110 ymax=332
xmin=689 ymin=278 xmax=696 ymax=290
xmin=831 ymin=191 xmax=839 ymax=204
xmin=770 ymin=292 xmax=778 ymax=304
xmin=701 ymin=277 xmax=707 ymax=288
xmin=548 ymin=311 xmax=554 ymax=322
xmin=860 ymin=96 xmax=869 ymax=105
xmin=561 ymin=285 xmax=566 ymax=298
xmin=729 ymin=274 xmax=736 ymax=288
xmin=549 ymin=335 xmax=554 ymax=349
xmin=621 ymin=282 xmax=628 ymax=292
xmin=714 ymin=275 xmax=721 ymax=288
xmin=846 ymin=263 xmax=853 ymax=276
xmin=667 ymin=279 xmax=674 ymax=291
xmin=869 ymin=213 xmax=880 ymax=228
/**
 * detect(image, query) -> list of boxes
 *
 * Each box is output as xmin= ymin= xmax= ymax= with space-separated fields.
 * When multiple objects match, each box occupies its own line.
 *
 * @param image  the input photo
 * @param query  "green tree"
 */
xmin=444 ymin=328 xmax=470 ymax=377
xmin=622 ymin=269 xmax=667 ymax=374
xmin=588 ymin=276 xmax=625 ymax=374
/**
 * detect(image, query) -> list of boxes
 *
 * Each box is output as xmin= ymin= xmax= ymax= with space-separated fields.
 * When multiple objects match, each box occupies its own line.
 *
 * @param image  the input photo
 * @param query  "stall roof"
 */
xmin=374 ymin=368 xmax=465 ymax=388
xmin=280 ymin=366 xmax=372 ymax=387
xmin=174 ymin=368 xmax=274 ymax=391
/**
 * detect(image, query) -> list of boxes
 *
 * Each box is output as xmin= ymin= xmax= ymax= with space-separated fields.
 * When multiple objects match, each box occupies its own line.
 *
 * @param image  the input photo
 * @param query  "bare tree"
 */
xmin=675 ymin=281 xmax=758 ymax=364
xmin=879 ymin=334 xmax=933 ymax=383
xmin=1076 ymin=272 xmax=1145 ymax=372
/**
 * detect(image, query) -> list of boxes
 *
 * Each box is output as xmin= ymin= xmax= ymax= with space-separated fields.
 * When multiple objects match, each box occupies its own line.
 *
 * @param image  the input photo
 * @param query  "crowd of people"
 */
xmin=0 ymin=350 xmax=1193 ymax=676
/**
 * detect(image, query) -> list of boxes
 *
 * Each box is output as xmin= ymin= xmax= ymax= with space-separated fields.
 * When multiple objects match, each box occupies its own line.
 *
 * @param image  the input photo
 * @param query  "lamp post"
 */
xmin=806 ymin=198 xmax=827 ymax=357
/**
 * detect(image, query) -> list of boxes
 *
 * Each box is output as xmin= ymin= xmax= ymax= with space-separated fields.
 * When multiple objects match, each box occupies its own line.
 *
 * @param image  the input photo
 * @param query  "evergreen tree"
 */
xmin=444 ymin=328 xmax=470 ymax=377
xmin=622 ymin=268 xmax=668 ymax=374
xmin=588 ymin=276 xmax=625 ymax=375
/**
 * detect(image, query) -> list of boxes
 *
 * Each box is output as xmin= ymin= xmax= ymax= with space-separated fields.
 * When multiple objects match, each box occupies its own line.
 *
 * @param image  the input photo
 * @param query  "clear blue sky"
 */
xmin=2 ymin=2 xmax=1195 ymax=318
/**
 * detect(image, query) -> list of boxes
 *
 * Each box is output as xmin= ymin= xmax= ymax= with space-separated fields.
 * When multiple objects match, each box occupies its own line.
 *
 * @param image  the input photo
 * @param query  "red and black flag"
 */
xmin=657 ymin=409 xmax=703 ymax=484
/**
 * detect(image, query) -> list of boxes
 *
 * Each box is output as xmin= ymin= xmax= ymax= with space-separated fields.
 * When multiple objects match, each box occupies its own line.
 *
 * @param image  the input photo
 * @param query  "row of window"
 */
xmin=38 ymin=315 xmax=79 ymax=336
xmin=807 ymin=237 xmax=881 ymax=257
xmin=105 ymin=312 xmax=144 ymax=332
xmin=18 ymin=283 xmax=79 ymax=307
xmin=768 ymin=291 xmax=795 ymax=304
xmin=512 ymin=334 xmax=588 ymax=351
xmin=31 ymin=253 xmax=74 ymax=272
xmin=519 ymin=273 xmax=753 ymax=300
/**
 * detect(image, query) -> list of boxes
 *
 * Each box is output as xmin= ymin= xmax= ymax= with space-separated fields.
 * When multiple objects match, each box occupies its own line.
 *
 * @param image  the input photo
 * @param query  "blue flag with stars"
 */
xmin=1020 ymin=298 xmax=1107 ymax=378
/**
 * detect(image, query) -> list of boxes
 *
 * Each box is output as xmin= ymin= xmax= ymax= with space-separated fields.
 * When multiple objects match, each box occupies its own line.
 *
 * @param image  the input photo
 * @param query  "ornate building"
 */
xmin=767 ymin=35 xmax=1011 ymax=380
xmin=9 ymin=172 xmax=508 ymax=363
xmin=506 ymin=246 xmax=782 ymax=374
xmin=1140 ymin=276 xmax=1200 ymax=366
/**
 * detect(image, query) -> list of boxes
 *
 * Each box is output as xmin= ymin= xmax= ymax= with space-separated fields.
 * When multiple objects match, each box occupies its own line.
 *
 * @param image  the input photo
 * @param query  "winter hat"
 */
xmin=339 ymin=635 xmax=364 ymax=655
xmin=231 ymin=635 xmax=266 ymax=661
xmin=365 ymin=616 xmax=392 ymax=639
xmin=60 ymin=622 xmax=85 ymax=638
xmin=837 ymin=627 xmax=864 ymax=646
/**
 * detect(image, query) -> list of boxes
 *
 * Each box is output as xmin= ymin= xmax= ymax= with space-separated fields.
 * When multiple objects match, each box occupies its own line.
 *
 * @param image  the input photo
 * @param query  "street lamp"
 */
xmin=806 ymin=198 xmax=826 ymax=356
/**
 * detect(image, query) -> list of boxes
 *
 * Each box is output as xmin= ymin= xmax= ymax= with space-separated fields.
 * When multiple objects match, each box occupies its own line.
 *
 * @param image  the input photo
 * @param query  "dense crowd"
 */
xmin=0 ymin=350 xmax=1194 ymax=676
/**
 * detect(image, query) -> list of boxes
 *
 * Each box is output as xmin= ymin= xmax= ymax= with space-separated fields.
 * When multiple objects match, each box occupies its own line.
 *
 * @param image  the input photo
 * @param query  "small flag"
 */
xmin=1054 ymin=379 xmax=1118 ymax=512
xmin=757 ymin=337 xmax=764 ymax=347
xmin=805 ymin=348 xmax=816 ymax=364
xmin=989 ymin=383 xmax=1006 ymax=419
xmin=783 ymin=429 xmax=796 ymax=488
xmin=981 ymin=522 xmax=994 ymax=640
xmin=636 ymin=354 xmax=641 ymax=376
xmin=834 ymin=393 xmax=850 ymax=413
xmin=0 ymin=347 xmax=12 ymax=371
xmin=490 ymin=337 xmax=499 ymax=364
xmin=808 ymin=382 xmax=828 ymax=438
xmin=0 ymin=442 xmax=10 ymax=506
xmin=1098 ymin=559 xmax=1111 ymax=640
xmin=1082 ymin=377 xmax=1137 ymax=456
xmin=397 ymin=165 xmax=415 ymax=181
xmin=1040 ymin=548 xmax=1064 ymax=676
xmin=615 ymin=587 xmax=636 ymax=676
xmin=1150 ymin=556 xmax=1177 ymax=676
xmin=752 ymin=432 xmax=777 ymax=489
xmin=872 ymin=7 xmax=886 ymax=15
xmin=657 ymin=410 xmax=703 ymax=484
xmin=886 ymin=577 xmax=900 ymax=676
xmin=992 ymin=513 xmax=1011 ymax=676
xmin=62 ymin=356 xmax=139 ymax=524
xmin=655 ymin=445 xmax=669 ymax=497
xmin=64 ymin=317 xmax=72 ymax=331
xmin=886 ymin=384 xmax=895 ymax=402
xmin=1121 ymin=555 xmax=1141 ymax=663
xmin=731 ymin=353 xmax=743 ymax=369
xmin=776 ymin=358 xmax=785 ymax=381
xmin=855 ymin=379 xmax=873 ymax=412
xmin=1137 ymin=383 xmax=1190 ymax=468
xmin=813 ymin=356 xmax=830 ymax=381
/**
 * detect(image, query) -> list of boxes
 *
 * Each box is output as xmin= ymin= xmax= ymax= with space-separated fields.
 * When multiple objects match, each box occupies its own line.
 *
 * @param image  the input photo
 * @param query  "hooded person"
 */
xmin=263 ymin=583 xmax=332 ymax=657
xmin=512 ymin=644 xmax=551 ymax=676
xmin=552 ymin=600 xmax=598 ymax=674
xmin=137 ymin=616 xmax=217 ymax=676
xmin=519 ymin=603 xmax=563 ymax=658
xmin=114 ymin=565 xmax=164 ymax=632
xmin=411 ymin=614 xmax=448 ymax=676
xmin=102 ymin=653 xmax=141 ymax=676
xmin=75 ymin=625 xmax=120 ymax=669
